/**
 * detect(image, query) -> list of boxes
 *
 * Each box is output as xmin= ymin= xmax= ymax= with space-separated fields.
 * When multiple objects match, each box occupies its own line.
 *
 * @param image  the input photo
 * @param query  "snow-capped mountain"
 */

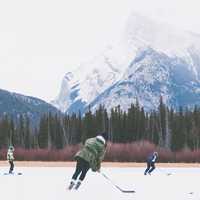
xmin=52 ymin=55 xmax=127 ymax=113
xmin=52 ymin=13 xmax=200 ymax=113
xmin=0 ymin=89 xmax=59 ymax=124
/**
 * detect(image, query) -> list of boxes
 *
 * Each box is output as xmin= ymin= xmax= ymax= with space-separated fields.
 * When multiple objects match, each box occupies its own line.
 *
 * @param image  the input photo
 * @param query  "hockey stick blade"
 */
xmin=113 ymin=184 xmax=135 ymax=193
xmin=101 ymin=172 xmax=135 ymax=193
xmin=114 ymin=184 xmax=135 ymax=193
xmin=117 ymin=187 xmax=135 ymax=193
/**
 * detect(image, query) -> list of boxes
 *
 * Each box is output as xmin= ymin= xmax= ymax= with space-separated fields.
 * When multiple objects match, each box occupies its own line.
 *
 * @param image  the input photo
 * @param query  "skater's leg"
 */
xmin=72 ymin=159 xmax=82 ymax=180
xmin=68 ymin=159 xmax=82 ymax=190
xmin=148 ymin=162 xmax=155 ymax=174
xmin=74 ymin=159 xmax=90 ymax=190
xmin=12 ymin=161 xmax=14 ymax=171
xmin=9 ymin=161 xmax=14 ymax=173
xmin=144 ymin=162 xmax=151 ymax=175
xmin=79 ymin=161 xmax=90 ymax=181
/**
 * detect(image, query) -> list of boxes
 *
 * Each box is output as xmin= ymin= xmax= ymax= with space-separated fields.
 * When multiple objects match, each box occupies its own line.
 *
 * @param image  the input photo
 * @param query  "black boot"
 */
xmin=74 ymin=181 xmax=82 ymax=190
xmin=68 ymin=180 xmax=75 ymax=190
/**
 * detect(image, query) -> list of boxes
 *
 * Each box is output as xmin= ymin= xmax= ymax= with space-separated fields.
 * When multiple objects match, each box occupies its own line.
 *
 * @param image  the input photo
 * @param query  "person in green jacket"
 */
xmin=7 ymin=145 xmax=15 ymax=174
xmin=68 ymin=132 xmax=108 ymax=190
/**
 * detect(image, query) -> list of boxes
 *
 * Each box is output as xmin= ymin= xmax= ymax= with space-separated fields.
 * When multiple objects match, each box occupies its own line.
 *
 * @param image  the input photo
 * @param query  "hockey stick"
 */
xmin=100 ymin=172 xmax=135 ymax=193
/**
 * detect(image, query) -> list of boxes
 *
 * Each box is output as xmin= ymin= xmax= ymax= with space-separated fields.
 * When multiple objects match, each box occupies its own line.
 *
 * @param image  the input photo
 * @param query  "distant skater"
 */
xmin=144 ymin=151 xmax=158 ymax=175
xmin=7 ymin=146 xmax=15 ymax=174
xmin=68 ymin=132 xmax=108 ymax=190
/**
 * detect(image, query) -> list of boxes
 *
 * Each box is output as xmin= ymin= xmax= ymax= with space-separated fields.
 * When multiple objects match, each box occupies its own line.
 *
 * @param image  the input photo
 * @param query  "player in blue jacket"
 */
xmin=144 ymin=152 xmax=158 ymax=175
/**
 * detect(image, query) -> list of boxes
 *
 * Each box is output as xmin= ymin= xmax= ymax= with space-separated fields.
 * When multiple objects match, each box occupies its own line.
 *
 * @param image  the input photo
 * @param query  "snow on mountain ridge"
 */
xmin=52 ymin=13 xmax=200 ymax=113
xmin=52 ymin=53 xmax=126 ymax=112
xmin=89 ymin=48 xmax=173 ymax=112
xmin=88 ymin=47 xmax=200 ymax=112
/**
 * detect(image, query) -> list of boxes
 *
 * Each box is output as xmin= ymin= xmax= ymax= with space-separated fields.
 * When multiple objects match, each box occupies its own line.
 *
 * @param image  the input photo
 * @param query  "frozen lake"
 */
xmin=0 ymin=166 xmax=200 ymax=200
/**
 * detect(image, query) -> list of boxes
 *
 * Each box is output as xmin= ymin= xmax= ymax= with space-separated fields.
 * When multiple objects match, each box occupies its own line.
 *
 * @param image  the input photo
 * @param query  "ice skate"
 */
xmin=68 ymin=180 xmax=75 ymax=190
xmin=74 ymin=181 xmax=82 ymax=190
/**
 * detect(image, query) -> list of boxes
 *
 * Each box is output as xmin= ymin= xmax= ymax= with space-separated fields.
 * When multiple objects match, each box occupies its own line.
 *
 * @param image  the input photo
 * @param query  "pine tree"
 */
xmin=38 ymin=114 xmax=49 ymax=149
xmin=82 ymin=107 xmax=96 ymax=141
xmin=171 ymin=107 xmax=186 ymax=151
xmin=18 ymin=115 xmax=25 ymax=148
xmin=54 ymin=115 xmax=64 ymax=149
xmin=127 ymin=104 xmax=136 ymax=142
xmin=9 ymin=117 xmax=15 ymax=147
xmin=0 ymin=114 xmax=10 ymax=148
xmin=158 ymin=96 xmax=166 ymax=147
xmin=24 ymin=115 xmax=31 ymax=149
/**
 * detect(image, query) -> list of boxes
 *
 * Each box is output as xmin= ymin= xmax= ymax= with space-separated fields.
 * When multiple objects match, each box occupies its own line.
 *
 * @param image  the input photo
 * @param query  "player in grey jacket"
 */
xmin=7 ymin=146 xmax=15 ymax=174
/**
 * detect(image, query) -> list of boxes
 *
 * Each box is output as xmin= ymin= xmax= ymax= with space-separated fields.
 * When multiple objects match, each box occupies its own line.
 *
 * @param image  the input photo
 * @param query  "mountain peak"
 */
xmin=0 ymin=88 xmax=59 ymax=125
xmin=52 ymin=13 xmax=200 ymax=113
xmin=64 ymin=72 xmax=74 ymax=82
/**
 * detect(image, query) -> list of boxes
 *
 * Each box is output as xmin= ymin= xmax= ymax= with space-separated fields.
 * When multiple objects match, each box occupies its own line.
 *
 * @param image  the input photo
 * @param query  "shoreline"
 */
xmin=0 ymin=161 xmax=200 ymax=167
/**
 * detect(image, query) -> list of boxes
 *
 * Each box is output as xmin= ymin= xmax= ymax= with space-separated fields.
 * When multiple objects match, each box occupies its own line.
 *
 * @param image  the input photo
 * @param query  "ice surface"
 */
xmin=0 ymin=167 xmax=200 ymax=200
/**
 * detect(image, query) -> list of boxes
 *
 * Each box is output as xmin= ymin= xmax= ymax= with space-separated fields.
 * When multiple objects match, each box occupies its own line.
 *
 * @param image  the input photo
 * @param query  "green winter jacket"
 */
xmin=75 ymin=136 xmax=106 ymax=172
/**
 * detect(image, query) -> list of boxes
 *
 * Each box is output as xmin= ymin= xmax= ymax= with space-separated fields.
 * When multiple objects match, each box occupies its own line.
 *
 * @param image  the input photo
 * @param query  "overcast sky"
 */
xmin=0 ymin=0 xmax=200 ymax=102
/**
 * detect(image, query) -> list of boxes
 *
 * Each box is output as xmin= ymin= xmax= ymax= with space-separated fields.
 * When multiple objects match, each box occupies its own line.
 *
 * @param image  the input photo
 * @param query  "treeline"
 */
xmin=1 ymin=97 xmax=200 ymax=152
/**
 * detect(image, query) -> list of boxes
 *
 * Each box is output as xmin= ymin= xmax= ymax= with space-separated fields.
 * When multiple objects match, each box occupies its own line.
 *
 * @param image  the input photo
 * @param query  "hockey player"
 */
xmin=144 ymin=151 xmax=158 ymax=175
xmin=7 ymin=145 xmax=15 ymax=174
xmin=68 ymin=132 xmax=108 ymax=190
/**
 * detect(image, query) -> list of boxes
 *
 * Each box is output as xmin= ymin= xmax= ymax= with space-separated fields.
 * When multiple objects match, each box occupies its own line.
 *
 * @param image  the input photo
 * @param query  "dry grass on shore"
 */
xmin=0 ymin=161 xmax=200 ymax=168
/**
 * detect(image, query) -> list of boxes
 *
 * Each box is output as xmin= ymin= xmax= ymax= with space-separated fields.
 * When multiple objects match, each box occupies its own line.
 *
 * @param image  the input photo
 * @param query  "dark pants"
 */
xmin=144 ymin=162 xmax=155 ymax=174
xmin=9 ymin=161 xmax=14 ymax=173
xmin=72 ymin=158 xmax=90 ymax=181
